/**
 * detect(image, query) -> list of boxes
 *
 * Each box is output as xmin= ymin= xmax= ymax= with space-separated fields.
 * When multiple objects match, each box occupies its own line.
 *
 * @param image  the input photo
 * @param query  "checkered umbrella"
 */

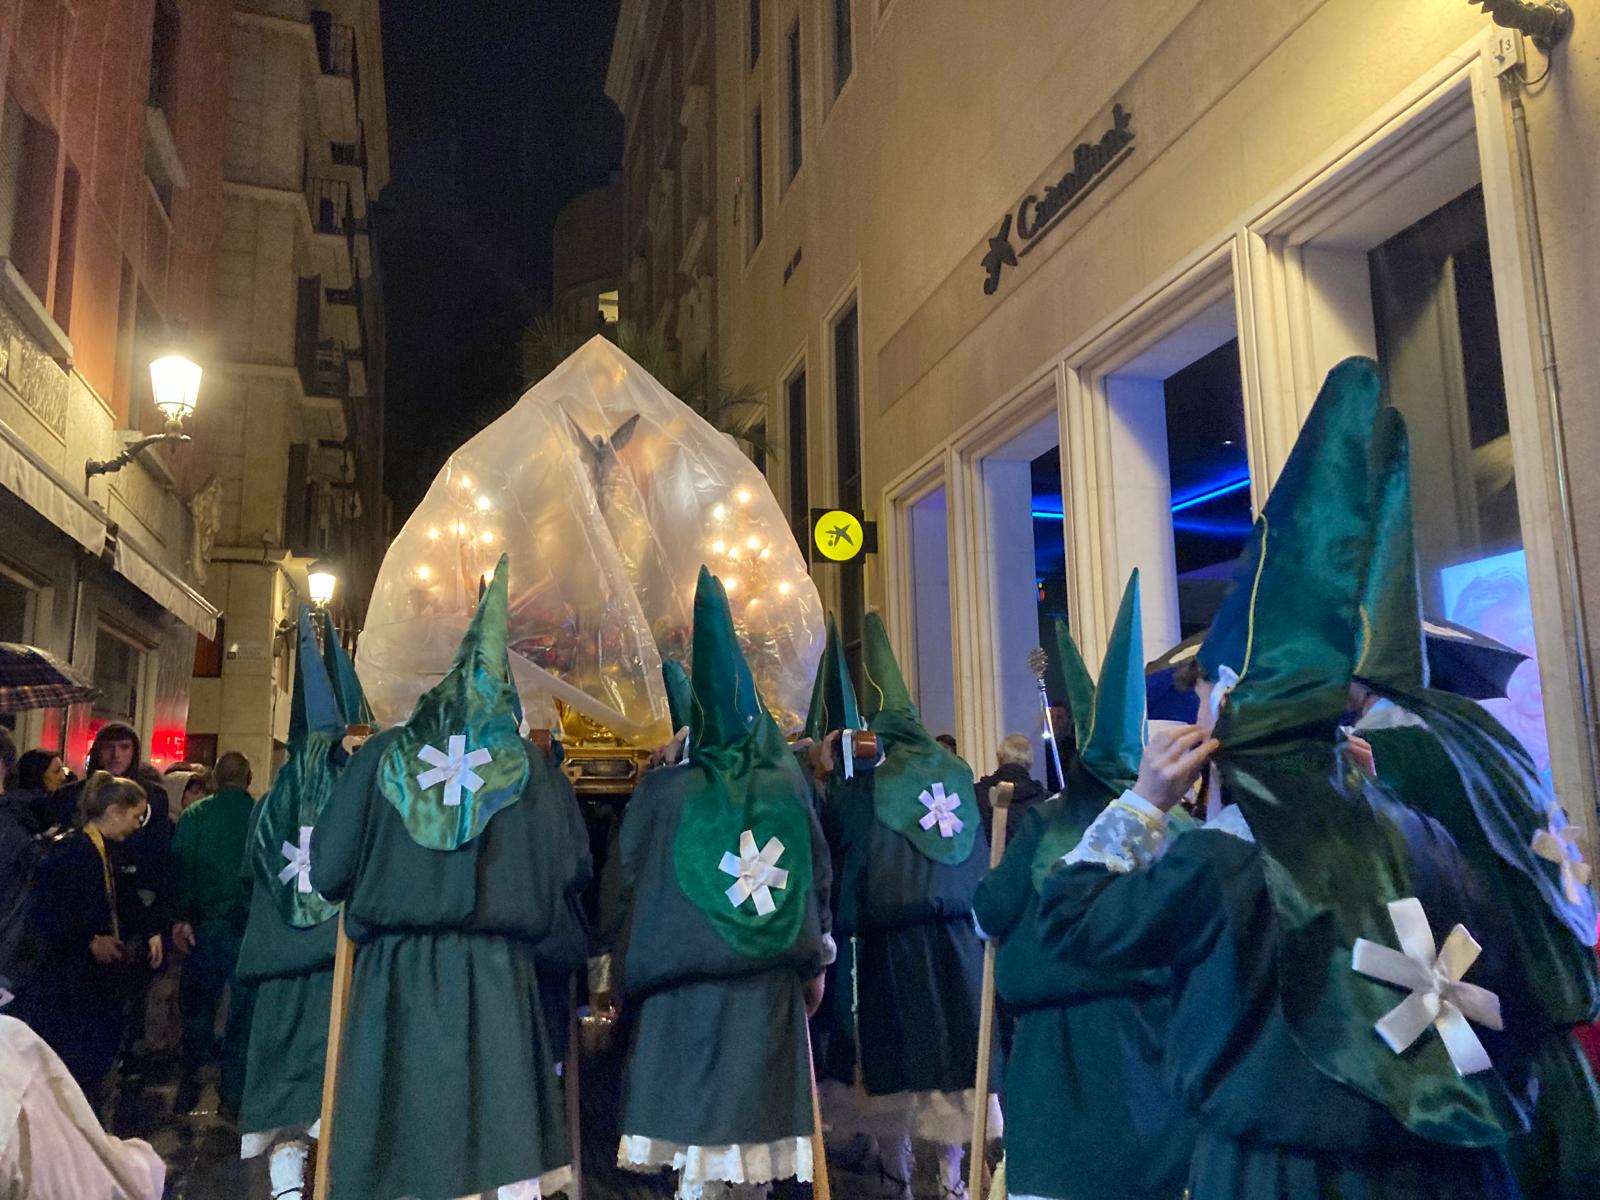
xmin=0 ymin=642 xmax=100 ymax=711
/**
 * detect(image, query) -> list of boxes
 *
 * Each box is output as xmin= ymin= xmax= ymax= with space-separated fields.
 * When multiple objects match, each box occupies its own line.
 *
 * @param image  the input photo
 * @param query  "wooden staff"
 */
xmin=312 ymin=911 xmax=357 ymax=1199
xmin=967 ymin=781 xmax=1013 ymax=1200
xmin=804 ymin=1018 xmax=832 ymax=1200
xmin=565 ymin=978 xmax=584 ymax=1200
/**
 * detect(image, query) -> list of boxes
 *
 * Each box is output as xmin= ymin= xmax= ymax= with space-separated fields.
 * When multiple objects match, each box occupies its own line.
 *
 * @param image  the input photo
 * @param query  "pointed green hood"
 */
xmin=1077 ymin=570 xmax=1146 ymax=793
xmin=1032 ymin=574 xmax=1147 ymax=887
xmin=1199 ymin=357 xmax=1382 ymax=746
xmin=671 ymin=567 xmax=812 ymax=959
xmin=289 ymin=607 xmax=342 ymax=748
xmin=376 ymin=554 xmax=531 ymax=851
xmin=1200 ymin=358 xmax=1508 ymax=1146
xmin=1357 ymin=409 xmax=1598 ymax=954
xmin=251 ymin=607 xmax=345 ymax=927
xmin=804 ymin=614 xmax=861 ymax=742
xmin=862 ymin=612 xmax=979 ymax=866
xmin=320 ymin=609 xmax=376 ymax=728
xmin=1048 ymin=617 xmax=1097 ymax=752
xmin=1354 ymin=410 xmax=1428 ymax=692
xmin=663 ymin=659 xmax=692 ymax=733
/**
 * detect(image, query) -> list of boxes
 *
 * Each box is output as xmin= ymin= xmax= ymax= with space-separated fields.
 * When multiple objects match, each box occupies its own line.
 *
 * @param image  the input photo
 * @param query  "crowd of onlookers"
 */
xmin=0 ymin=720 xmax=259 ymax=1141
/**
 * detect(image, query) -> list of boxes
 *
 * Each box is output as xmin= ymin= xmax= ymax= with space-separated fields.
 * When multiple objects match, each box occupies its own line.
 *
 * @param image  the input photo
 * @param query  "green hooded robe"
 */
xmin=310 ymin=557 xmax=585 ymax=1200
xmin=612 ymin=568 xmax=832 ymax=1187
xmin=973 ymin=573 xmax=1196 ymax=1200
xmin=820 ymin=612 xmax=993 ymax=1127
xmin=1351 ymin=408 xmax=1600 ymax=1198
xmin=236 ymin=607 xmax=359 ymax=1146
xmin=1039 ymin=358 xmax=1528 ymax=1199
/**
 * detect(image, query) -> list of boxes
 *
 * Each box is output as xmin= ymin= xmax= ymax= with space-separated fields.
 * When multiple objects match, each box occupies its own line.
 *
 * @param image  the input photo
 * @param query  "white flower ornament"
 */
xmin=1351 ymin=897 xmax=1503 ymax=1076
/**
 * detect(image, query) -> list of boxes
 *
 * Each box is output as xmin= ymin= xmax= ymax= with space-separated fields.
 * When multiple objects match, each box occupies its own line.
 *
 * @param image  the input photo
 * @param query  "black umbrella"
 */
xmin=1144 ymin=617 xmax=1527 ymax=722
xmin=0 ymin=642 xmax=100 ymax=712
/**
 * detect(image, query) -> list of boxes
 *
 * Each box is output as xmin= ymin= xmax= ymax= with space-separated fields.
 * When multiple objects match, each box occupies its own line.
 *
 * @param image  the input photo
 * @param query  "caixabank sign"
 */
xmin=981 ymin=103 xmax=1136 ymax=296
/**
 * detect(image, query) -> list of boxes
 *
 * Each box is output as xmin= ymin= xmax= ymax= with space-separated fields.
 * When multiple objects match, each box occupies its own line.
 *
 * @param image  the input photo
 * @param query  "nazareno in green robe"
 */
xmin=1036 ymin=791 xmax=1532 ymax=1200
xmin=973 ymin=788 xmax=1195 ymax=1200
xmin=1361 ymin=712 xmax=1600 ymax=1197
xmin=817 ymin=758 xmax=996 ymax=1144
xmin=310 ymin=726 xmax=587 ymax=1200
xmin=611 ymin=755 xmax=833 ymax=1183
xmin=234 ymin=791 xmax=339 ymax=1152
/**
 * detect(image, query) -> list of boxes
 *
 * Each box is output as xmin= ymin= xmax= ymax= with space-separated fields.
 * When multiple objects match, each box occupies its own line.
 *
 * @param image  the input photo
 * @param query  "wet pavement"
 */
xmin=111 ymin=1058 xmax=265 ymax=1198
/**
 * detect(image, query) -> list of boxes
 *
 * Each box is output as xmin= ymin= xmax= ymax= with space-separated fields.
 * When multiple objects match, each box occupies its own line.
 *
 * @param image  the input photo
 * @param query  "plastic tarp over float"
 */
xmin=356 ymin=336 xmax=825 ymax=746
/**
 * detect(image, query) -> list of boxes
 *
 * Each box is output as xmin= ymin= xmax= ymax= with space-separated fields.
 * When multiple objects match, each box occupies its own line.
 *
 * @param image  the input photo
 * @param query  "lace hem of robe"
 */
xmin=617 ymin=1134 xmax=811 ymax=1198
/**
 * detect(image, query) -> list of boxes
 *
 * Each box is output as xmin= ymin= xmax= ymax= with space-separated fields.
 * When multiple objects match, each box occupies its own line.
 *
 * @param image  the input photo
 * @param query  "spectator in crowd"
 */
xmin=0 ymin=730 xmax=35 ymax=974
xmin=13 ymin=773 xmax=150 ymax=1102
xmin=936 ymin=733 xmax=958 ymax=755
xmin=975 ymin=732 xmax=1047 ymax=841
xmin=160 ymin=769 xmax=210 ymax=816
xmin=12 ymin=747 xmax=68 ymax=833
xmin=170 ymin=750 xmax=256 ymax=1117
xmin=55 ymin=725 xmax=173 ymax=977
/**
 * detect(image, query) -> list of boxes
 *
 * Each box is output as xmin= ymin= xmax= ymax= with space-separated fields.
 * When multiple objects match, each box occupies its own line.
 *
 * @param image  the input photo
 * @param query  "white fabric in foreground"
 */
xmin=1206 ymin=804 xmax=1255 ymax=844
xmin=0 ymin=1015 xmax=165 ymax=1199
xmin=617 ymin=1133 xmax=810 ymax=1200
xmin=1061 ymin=792 xmax=1168 ymax=873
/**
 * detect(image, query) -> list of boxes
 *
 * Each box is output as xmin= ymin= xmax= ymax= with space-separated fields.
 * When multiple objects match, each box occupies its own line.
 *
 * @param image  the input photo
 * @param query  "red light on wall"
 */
xmin=150 ymin=729 xmax=187 ymax=764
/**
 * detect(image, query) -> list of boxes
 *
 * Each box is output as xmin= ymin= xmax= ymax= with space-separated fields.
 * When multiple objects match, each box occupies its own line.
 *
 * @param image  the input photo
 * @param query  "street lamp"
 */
xmin=86 ymin=340 xmax=202 ymax=479
xmin=308 ymin=562 xmax=339 ymax=608
xmin=150 ymin=352 xmax=201 ymax=430
xmin=1468 ymin=1 xmax=1573 ymax=53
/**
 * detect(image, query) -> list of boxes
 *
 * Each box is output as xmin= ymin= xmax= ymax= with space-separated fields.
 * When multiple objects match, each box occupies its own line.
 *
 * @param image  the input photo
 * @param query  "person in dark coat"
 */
xmin=0 ymin=730 xmax=35 ymax=975
xmin=14 ymin=773 xmax=151 ymax=1103
xmin=170 ymin=750 xmax=257 ymax=1116
xmin=974 ymin=733 xmax=1046 ymax=843
xmin=55 ymin=724 xmax=172 ymax=991
xmin=10 ymin=747 xmax=67 ymax=835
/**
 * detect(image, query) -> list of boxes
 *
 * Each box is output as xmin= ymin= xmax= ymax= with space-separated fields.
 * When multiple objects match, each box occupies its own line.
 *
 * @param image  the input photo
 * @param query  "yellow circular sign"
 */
xmin=813 ymin=510 xmax=866 ymax=562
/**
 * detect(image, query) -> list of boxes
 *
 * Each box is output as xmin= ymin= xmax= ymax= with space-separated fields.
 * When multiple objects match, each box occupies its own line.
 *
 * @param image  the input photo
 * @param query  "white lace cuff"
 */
xmin=1061 ymin=791 xmax=1169 ymax=874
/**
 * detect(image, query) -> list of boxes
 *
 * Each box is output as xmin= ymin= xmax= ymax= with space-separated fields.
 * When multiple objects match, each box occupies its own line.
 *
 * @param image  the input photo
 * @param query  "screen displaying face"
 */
xmin=1440 ymin=548 xmax=1548 ymax=780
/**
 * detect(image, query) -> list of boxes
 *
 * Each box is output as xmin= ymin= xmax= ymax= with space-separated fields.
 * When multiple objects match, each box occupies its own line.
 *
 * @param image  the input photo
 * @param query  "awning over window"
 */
xmin=113 ymin=534 xmax=219 ymax=640
xmin=0 ymin=417 xmax=106 ymax=553
xmin=0 ymin=416 xmax=220 ymax=638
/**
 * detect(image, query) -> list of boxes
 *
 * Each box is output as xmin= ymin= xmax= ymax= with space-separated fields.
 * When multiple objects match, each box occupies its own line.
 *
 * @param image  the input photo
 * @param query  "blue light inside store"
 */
xmin=1169 ymin=475 xmax=1251 ymax=513
xmin=1030 ymin=473 xmax=1251 ymax=522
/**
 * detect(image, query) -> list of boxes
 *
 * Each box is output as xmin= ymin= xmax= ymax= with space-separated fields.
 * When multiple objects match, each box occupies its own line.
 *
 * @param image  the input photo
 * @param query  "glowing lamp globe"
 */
xmin=308 ymin=567 xmax=338 ymax=607
xmin=150 ymin=353 xmax=201 ymax=426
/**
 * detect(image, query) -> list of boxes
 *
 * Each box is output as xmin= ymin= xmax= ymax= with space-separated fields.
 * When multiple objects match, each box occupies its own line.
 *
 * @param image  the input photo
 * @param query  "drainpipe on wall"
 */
xmin=1506 ymin=81 xmax=1600 ymax=821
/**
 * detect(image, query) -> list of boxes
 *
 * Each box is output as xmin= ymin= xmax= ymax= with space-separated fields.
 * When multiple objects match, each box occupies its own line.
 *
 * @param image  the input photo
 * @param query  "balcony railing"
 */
xmin=311 ymin=13 xmax=359 ymax=98
xmin=307 ymin=175 xmax=355 ymax=237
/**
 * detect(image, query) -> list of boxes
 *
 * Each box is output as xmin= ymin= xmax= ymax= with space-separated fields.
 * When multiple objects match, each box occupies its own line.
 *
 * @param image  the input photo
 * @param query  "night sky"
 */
xmin=378 ymin=0 xmax=622 ymax=520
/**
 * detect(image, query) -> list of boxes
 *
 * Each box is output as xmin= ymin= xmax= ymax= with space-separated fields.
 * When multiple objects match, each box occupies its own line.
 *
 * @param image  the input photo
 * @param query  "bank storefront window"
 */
xmin=1370 ymin=185 xmax=1549 ymax=776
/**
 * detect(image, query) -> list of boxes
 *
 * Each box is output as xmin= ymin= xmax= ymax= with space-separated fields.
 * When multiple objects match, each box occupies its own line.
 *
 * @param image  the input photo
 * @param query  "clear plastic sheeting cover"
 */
xmin=356 ymin=336 xmax=824 ymax=745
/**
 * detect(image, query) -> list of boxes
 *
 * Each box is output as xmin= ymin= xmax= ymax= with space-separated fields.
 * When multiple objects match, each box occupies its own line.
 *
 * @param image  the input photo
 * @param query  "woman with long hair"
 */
xmin=12 ymin=747 xmax=69 ymax=832
xmin=13 ymin=772 xmax=151 ymax=1102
